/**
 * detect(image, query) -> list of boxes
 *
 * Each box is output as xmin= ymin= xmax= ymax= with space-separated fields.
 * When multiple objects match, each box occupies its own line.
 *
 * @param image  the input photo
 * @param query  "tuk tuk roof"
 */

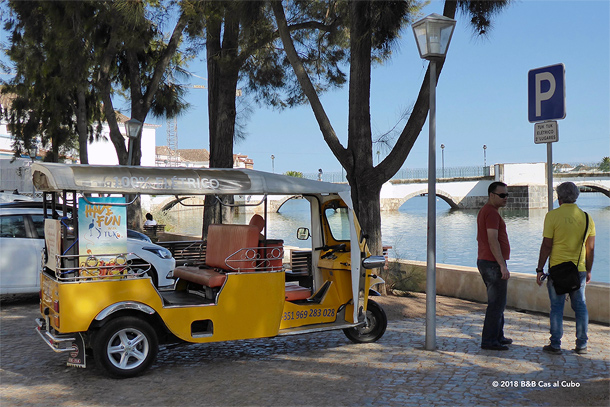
xmin=32 ymin=163 xmax=351 ymax=196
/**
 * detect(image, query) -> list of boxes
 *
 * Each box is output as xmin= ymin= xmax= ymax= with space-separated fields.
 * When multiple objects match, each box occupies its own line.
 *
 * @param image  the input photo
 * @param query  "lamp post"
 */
xmin=271 ymin=155 xmax=275 ymax=173
xmin=29 ymin=146 xmax=38 ymax=196
xmin=412 ymin=13 xmax=456 ymax=351
xmin=440 ymin=144 xmax=445 ymax=178
xmin=483 ymin=144 xmax=487 ymax=174
xmin=124 ymin=118 xmax=143 ymax=166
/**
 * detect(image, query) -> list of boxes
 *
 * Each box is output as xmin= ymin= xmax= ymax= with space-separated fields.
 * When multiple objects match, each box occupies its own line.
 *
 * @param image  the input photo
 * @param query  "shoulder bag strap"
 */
xmin=575 ymin=212 xmax=589 ymax=265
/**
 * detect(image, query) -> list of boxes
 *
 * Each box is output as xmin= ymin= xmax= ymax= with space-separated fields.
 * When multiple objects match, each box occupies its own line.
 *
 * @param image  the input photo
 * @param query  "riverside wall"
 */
xmin=389 ymin=259 xmax=610 ymax=324
xmin=156 ymin=234 xmax=609 ymax=324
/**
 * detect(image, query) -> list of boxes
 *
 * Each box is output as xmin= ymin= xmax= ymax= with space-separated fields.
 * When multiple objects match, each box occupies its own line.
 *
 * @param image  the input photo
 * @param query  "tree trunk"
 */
xmin=345 ymin=1 xmax=384 ymax=254
xmin=202 ymin=6 xmax=240 ymax=238
xmin=76 ymin=87 xmax=89 ymax=164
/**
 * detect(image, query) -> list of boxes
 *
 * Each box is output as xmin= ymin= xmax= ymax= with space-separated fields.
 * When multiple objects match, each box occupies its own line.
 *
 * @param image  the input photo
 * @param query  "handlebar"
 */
xmin=316 ymin=243 xmax=347 ymax=259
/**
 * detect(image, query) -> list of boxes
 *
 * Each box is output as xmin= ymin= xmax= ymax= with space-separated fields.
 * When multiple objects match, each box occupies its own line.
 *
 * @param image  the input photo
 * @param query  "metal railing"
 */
xmin=301 ymin=162 xmax=607 ymax=183
xmin=302 ymin=165 xmax=492 ymax=182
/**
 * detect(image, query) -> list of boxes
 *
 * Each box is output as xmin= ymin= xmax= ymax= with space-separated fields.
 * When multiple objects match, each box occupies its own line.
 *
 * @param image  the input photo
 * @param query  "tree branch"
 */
xmin=376 ymin=0 xmax=458 ymax=182
xmin=141 ymin=11 xmax=190 ymax=112
xmin=271 ymin=1 xmax=347 ymax=165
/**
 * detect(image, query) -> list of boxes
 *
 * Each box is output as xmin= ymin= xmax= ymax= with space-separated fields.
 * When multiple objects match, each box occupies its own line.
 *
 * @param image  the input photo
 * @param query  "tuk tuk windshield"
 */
xmin=325 ymin=207 xmax=350 ymax=241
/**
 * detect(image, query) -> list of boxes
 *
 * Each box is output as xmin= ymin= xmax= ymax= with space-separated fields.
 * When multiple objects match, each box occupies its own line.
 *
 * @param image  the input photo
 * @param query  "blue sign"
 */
xmin=528 ymin=64 xmax=565 ymax=123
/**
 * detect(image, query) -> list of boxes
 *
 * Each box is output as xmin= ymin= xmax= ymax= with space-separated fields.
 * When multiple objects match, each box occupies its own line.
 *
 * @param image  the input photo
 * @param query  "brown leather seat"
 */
xmin=284 ymin=284 xmax=311 ymax=301
xmin=249 ymin=214 xmax=265 ymax=234
xmin=173 ymin=224 xmax=260 ymax=288
xmin=172 ymin=266 xmax=227 ymax=288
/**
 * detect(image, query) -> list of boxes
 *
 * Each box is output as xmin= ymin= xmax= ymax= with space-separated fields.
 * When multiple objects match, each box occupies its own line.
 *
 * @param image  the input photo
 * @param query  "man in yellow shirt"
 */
xmin=536 ymin=182 xmax=596 ymax=355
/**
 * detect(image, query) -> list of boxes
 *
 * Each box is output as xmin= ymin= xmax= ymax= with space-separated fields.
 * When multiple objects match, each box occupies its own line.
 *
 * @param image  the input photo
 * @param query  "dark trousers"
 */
xmin=477 ymin=259 xmax=508 ymax=346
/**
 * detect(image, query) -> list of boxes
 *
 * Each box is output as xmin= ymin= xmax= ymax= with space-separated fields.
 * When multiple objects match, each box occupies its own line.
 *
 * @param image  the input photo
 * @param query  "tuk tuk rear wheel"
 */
xmin=93 ymin=316 xmax=158 ymax=378
xmin=343 ymin=300 xmax=387 ymax=343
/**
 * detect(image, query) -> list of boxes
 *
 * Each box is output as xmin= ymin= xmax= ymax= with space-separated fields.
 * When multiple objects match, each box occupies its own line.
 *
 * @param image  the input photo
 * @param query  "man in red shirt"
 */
xmin=477 ymin=181 xmax=511 ymax=350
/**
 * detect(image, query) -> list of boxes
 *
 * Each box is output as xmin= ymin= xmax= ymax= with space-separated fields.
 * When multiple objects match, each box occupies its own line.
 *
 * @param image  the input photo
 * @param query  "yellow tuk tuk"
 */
xmin=33 ymin=163 xmax=387 ymax=378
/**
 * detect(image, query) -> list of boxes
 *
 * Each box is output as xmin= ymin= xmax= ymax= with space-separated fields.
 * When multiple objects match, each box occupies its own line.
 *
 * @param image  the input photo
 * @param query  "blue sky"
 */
xmin=2 ymin=1 xmax=607 ymax=175
xmin=151 ymin=0 xmax=608 ymax=175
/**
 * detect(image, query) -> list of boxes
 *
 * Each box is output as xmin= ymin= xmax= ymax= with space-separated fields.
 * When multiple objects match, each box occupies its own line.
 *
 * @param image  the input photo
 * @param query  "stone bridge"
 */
xmin=271 ymin=163 xmax=610 ymax=212
xmin=152 ymin=163 xmax=610 ymax=213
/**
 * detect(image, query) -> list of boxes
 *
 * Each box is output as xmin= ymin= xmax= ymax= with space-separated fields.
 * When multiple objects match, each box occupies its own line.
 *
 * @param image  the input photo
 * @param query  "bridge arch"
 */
xmin=573 ymin=182 xmax=610 ymax=198
xmin=158 ymin=196 xmax=205 ymax=212
xmin=271 ymin=195 xmax=307 ymax=213
xmin=400 ymin=188 xmax=460 ymax=209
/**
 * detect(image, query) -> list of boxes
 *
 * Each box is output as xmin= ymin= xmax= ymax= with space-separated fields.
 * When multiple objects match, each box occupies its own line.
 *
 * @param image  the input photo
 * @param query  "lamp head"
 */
xmin=412 ymin=13 xmax=456 ymax=60
xmin=124 ymin=118 xmax=143 ymax=139
xmin=29 ymin=145 xmax=38 ymax=161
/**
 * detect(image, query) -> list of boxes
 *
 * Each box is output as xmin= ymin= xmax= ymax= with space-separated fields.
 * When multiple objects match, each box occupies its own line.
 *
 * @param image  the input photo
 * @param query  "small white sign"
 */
xmin=534 ymin=121 xmax=558 ymax=144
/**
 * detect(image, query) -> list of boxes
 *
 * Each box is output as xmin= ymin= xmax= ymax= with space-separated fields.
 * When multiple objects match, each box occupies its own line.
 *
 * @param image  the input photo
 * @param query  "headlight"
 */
xmin=142 ymin=246 xmax=173 ymax=259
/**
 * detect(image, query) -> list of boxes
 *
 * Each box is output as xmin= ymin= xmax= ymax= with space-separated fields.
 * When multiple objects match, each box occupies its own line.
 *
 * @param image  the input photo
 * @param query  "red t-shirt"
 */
xmin=477 ymin=203 xmax=510 ymax=262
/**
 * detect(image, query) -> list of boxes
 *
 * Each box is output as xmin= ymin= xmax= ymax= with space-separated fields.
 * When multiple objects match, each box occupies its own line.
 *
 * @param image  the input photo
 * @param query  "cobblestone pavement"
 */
xmin=1 ymin=294 xmax=608 ymax=407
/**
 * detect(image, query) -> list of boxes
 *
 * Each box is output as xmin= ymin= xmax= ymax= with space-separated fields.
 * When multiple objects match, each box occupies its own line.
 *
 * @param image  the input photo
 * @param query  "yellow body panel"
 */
xmin=161 ymin=272 xmax=285 ymax=342
xmin=41 ymin=274 xmax=164 ymax=333
xmin=279 ymin=264 xmax=357 ymax=329
xmin=42 ymin=271 xmax=287 ymax=343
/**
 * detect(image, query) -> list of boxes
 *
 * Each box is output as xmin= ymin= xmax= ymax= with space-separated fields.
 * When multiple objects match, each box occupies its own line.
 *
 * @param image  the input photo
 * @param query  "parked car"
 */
xmin=0 ymin=202 xmax=175 ymax=294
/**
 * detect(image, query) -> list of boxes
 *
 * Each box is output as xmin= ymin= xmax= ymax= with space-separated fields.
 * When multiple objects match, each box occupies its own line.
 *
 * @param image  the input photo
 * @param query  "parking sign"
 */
xmin=528 ymin=64 xmax=565 ymax=123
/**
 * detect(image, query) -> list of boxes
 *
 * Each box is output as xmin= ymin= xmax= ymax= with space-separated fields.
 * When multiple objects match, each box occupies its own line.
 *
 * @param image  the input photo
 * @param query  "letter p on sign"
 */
xmin=528 ymin=64 xmax=566 ymax=123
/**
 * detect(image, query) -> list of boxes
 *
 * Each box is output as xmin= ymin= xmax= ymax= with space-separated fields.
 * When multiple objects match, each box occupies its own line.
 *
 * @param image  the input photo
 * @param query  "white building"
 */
xmin=1 ymin=94 xmax=254 ymax=197
xmin=0 ymin=110 xmax=158 ymax=166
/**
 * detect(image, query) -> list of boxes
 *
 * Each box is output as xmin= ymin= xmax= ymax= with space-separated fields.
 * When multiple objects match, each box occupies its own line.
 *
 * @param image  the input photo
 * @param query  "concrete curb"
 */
xmin=389 ymin=259 xmax=610 ymax=324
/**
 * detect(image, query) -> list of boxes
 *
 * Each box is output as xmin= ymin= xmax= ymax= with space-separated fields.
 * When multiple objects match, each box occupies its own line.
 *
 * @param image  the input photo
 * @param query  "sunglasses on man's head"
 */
xmin=492 ymin=192 xmax=509 ymax=199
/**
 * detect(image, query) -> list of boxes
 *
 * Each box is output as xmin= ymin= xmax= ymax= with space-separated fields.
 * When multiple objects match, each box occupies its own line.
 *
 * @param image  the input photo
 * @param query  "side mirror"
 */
xmin=362 ymin=255 xmax=385 ymax=270
xmin=296 ymin=227 xmax=310 ymax=240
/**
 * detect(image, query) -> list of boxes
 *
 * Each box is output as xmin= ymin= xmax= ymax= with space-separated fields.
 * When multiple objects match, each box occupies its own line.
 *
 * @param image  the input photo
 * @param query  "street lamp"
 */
xmin=29 ymin=145 xmax=38 ymax=196
xmin=483 ymin=144 xmax=487 ymax=174
xmin=412 ymin=13 xmax=456 ymax=351
xmin=124 ymin=118 xmax=143 ymax=166
xmin=440 ymin=144 xmax=445 ymax=178
xmin=28 ymin=145 xmax=38 ymax=162
xmin=271 ymin=155 xmax=275 ymax=173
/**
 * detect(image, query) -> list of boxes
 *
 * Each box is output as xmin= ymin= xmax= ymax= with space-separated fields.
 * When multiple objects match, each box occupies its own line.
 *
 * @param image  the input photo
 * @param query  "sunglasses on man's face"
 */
xmin=492 ymin=192 xmax=509 ymax=199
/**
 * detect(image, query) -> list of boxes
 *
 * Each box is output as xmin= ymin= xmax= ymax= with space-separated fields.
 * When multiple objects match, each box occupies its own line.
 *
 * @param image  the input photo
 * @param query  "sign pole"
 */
xmin=547 ymin=142 xmax=553 ymax=211
xmin=528 ymin=64 xmax=565 ymax=211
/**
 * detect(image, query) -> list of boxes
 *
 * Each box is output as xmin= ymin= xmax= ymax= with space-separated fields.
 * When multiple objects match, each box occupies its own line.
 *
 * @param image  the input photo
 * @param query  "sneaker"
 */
xmin=499 ymin=337 xmax=513 ymax=345
xmin=481 ymin=344 xmax=509 ymax=351
xmin=574 ymin=346 xmax=588 ymax=354
xmin=543 ymin=344 xmax=562 ymax=354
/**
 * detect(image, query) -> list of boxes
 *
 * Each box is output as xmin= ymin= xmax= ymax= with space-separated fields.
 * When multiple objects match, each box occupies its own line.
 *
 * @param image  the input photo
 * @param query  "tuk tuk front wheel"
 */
xmin=343 ymin=299 xmax=387 ymax=343
xmin=93 ymin=316 xmax=158 ymax=378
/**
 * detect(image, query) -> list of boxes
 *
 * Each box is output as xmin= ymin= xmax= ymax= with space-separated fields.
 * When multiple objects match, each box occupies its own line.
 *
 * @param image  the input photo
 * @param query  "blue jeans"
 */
xmin=477 ymin=260 xmax=508 ymax=346
xmin=547 ymin=271 xmax=588 ymax=349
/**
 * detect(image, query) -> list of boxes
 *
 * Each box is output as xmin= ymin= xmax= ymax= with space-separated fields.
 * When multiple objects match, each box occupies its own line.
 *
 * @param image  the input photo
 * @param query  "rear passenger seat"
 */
xmin=172 ymin=224 xmax=260 ymax=288
xmin=173 ymin=221 xmax=313 ymax=302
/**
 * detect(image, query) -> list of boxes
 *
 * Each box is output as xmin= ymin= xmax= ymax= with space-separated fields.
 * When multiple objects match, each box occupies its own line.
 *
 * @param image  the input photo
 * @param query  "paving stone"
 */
xmin=2 ymin=295 xmax=608 ymax=406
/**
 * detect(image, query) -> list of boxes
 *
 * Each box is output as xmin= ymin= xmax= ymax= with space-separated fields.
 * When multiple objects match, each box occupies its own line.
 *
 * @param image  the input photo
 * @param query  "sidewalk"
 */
xmin=1 ymin=294 xmax=608 ymax=406
xmin=373 ymin=294 xmax=609 ymax=406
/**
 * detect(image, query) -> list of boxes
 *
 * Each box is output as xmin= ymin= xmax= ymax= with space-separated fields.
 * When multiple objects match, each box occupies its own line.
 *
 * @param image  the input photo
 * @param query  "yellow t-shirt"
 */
xmin=543 ymin=203 xmax=596 ymax=270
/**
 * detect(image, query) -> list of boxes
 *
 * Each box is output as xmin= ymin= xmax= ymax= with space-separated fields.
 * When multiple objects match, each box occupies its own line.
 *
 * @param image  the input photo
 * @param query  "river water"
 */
xmin=167 ymin=193 xmax=609 ymax=284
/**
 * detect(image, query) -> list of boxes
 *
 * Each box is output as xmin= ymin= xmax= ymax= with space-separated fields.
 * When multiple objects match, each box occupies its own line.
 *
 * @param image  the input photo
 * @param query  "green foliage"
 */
xmin=599 ymin=157 xmax=610 ymax=172
xmin=241 ymin=1 xmax=353 ymax=109
xmin=2 ymin=1 xmax=104 ymax=161
xmin=380 ymin=254 xmax=426 ymax=295
xmin=2 ymin=0 xmax=196 ymax=164
xmin=284 ymin=170 xmax=304 ymax=178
